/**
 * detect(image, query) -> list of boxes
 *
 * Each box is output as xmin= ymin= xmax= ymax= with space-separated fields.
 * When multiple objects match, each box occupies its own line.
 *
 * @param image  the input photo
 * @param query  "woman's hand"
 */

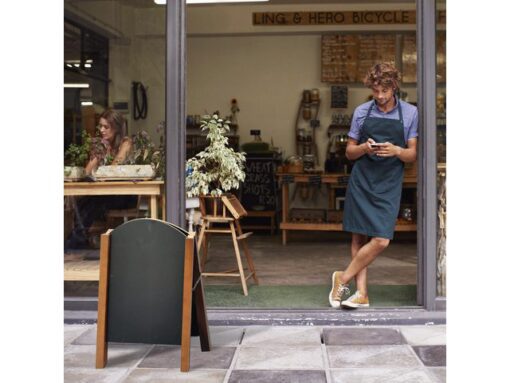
xmin=374 ymin=142 xmax=403 ymax=158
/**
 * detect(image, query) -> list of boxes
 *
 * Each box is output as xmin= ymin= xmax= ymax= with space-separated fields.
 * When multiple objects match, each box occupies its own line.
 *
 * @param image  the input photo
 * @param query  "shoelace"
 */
xmin=336 ymin=285 xmax=350 ymax=299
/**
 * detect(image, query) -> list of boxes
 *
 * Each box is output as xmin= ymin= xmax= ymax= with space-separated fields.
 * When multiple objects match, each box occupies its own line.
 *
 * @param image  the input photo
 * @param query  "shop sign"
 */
xmin=253 ymin=10 xmax=446 ymax=26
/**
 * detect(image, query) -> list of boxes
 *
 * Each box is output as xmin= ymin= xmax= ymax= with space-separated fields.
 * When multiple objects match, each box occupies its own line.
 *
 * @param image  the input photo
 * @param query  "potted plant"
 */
xmin=64 ymin=130 xmax=91 ymax=181
xmin=93 ymin=128 xmax=165 ymax=180
xmin=186 ymin=113 xmax=246 ymax=213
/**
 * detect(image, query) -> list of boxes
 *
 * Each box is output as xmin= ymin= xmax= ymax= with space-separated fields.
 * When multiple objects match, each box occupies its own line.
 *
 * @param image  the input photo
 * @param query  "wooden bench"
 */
xmin=243 ymin=210 xmax=277 ymax=235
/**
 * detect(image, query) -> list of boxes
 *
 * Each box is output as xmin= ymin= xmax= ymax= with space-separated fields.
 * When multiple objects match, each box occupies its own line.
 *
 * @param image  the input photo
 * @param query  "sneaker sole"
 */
xmin=341 ymin=301 xmax=370 ymax=309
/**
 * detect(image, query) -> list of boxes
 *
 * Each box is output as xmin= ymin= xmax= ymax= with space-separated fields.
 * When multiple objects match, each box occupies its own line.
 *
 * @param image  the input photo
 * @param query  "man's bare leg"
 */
xmin=351 ymin=233 xmax=368 ymax=296
xmin=340 ymin=237 xmax=390 ymax=285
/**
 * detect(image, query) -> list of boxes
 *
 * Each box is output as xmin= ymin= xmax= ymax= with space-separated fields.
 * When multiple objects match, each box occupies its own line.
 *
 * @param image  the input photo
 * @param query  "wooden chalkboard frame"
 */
xmin=95 ymin=219 xmax=210 ymax=372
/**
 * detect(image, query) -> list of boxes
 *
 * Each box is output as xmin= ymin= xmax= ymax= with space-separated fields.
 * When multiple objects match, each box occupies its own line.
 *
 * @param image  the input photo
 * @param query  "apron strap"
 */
xmin=366 ymin=101 xmax=375 ymax=120
xmin=397 ymin=98 xmax=403 ymax=125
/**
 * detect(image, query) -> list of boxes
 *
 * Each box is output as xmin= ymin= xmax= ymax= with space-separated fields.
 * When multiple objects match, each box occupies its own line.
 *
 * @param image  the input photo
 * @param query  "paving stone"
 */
xmin=65 ymin=325 xmax=92 ymax=347
xmin=229 ymin=370 xmax=327 ymax=383
xmin=236 ymin=346 xmax=324 ymax=369
xmin=399 ymin=325 xmax=446 ymax=346
xmin=323 ymin=327 xmax=404 ymax=345
xmin=242 ymin=326 xmax=321 ymax=346
xmin=191 ymin=326 xmax=244 ymax=347
xmin=64 ymin=367 xmax=129 ymax=383
xmin=427 ymin=367 xmax=446 ymax=383
xmin=72 ymin=326 xmax=97 ymax=345
xmin=327 ymin=345 xmax=421 ymax=368
xmin=413 ymin=346 xmax=446 ymax=367
xmin=331 ymin=368 xmax=435 ymax=383
xmin=64 ymin=344 xmax=152 ymax=369
xmin=123 ymin=369 xmax=226 ymax=382
xmin=138 ymin=345 xmax=235 ymax=369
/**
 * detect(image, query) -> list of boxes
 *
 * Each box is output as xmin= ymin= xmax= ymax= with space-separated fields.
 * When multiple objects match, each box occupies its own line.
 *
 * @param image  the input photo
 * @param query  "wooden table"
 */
xmin=277 ymin=173 xmax=417 ymax=244
xmin=64 ymin=180 xmax=165 ymax=220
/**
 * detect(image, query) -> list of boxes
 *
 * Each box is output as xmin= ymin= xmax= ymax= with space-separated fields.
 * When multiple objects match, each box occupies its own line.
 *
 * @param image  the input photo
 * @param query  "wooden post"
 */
xmin=95 ymin=230 xmax=112 ymax=369
xmin=180 ymin=235 xmax=194 ymax=372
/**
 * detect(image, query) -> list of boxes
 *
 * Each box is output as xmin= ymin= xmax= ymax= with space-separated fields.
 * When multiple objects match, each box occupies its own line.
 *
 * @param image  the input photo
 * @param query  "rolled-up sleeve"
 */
xmin=407 ymin=108 xmax=418 ymax=141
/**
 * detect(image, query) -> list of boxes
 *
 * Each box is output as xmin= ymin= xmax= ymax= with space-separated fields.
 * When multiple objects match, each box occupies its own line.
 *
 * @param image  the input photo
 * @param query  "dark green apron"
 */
xmin=343 ymin=100 xmax=406 ymax=239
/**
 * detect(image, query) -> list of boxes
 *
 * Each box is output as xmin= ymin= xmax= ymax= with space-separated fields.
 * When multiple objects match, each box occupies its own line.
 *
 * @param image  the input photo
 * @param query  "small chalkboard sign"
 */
xmin=331 ymin=85 xmax=348 ymax=108
xmin=95 ymin=219 xmax=210 ymax=372
xmin=240 ymin=155 xmax=279 ymax=211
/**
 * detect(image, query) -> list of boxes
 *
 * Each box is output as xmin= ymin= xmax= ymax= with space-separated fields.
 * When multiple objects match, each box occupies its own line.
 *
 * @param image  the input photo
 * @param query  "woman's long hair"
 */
xmin=99 ymin=109 xmax=127 ymax=155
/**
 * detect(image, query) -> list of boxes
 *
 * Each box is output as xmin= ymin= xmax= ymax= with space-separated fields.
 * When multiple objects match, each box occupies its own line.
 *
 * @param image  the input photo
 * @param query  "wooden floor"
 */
xmin=64 ymin=232 xmax=417 ymax=285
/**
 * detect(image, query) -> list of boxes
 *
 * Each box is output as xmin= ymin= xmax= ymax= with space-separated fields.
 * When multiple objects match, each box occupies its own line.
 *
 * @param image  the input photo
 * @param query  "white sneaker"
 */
xmin=329 ymin=271 xmax=350 ymax=309
xmin=341 ymin=290 xmax=370 ymax=309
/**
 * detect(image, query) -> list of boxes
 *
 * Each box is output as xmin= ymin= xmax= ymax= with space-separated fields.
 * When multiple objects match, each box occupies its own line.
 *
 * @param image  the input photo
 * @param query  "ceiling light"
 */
xmin=64 ymin=83 xmax=90 ymax=88
xmin=81 ymin=101 xmax=94 ymax=106
xmin=84 ymin=63 xmax=92 ymax=68
xmin=155 ymin=0 xmax=269 ymax=4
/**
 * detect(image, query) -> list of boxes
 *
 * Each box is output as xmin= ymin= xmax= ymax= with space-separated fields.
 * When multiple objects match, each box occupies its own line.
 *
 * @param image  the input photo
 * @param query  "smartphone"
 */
xmin=370 ymin=143 xmax=383 ymax=148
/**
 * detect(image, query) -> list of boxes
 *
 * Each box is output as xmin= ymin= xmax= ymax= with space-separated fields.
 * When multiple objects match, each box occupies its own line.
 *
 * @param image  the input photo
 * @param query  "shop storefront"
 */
xmin=64 ymin=0 xmax=446 ymax=322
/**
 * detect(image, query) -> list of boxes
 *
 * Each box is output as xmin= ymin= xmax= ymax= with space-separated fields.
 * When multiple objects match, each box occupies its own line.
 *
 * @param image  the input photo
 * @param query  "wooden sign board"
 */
xmin=322 ymin=34 xmax=396 ymax=84
xmin=253 ymin=11 xmax=416 ymax=25
xmin=95 ymin=219 xmax=210 ymax=372
xmin=253 ymin=10 xmax=445 ymax=26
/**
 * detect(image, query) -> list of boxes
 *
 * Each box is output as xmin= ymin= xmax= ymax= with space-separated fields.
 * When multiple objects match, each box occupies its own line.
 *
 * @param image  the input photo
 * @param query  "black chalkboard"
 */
xmin=331 ymin=85 xmax=348 ymax=108
xmin=240 ymin=154 xmax=279 ymax=211
xmin=96 ymin=218 xmax=209 ymax=371
xmin=106 ymin=219 xmax=187 ymax=343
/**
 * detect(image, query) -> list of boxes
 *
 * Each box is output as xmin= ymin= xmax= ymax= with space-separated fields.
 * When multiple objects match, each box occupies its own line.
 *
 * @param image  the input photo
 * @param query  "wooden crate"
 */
xmin=326 ymin=209 xmax=343 ymax=223
xmin=290 ymin=208 xmax=325 ymax=223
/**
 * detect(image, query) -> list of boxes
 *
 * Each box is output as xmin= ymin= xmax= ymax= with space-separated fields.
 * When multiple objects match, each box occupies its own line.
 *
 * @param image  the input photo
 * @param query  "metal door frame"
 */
xmin=165 ymin=0 xmax=445 ymax=311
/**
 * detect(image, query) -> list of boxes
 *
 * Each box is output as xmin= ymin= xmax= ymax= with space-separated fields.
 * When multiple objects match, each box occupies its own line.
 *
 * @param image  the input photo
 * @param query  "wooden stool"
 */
xmin=197 ymin=195 xmax=258 ymax=296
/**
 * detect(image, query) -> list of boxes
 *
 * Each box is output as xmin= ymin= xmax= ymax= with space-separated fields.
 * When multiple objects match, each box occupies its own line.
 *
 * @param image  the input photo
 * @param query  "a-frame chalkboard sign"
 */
xmin=95 ymin=218 xmax=210 ymax=372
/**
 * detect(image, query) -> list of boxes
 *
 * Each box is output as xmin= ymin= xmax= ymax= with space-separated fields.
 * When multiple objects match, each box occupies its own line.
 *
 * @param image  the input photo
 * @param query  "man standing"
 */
xmin=329 ymin=62 xmax=418 ymax=309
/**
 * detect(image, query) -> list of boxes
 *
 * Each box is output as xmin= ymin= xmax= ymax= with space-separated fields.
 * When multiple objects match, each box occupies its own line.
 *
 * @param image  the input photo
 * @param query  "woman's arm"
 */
xmin=111 ymin=138 xmax=133 ymax=165
xmin=85 ymin=156 xmax=99 ymax=175
xmin=376 ymin=138 xmax=417 ymax=163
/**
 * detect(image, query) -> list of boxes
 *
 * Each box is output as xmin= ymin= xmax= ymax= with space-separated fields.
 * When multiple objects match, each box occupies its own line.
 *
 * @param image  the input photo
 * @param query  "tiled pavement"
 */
xmin=64 ymin=324 xmax=446 ymax=383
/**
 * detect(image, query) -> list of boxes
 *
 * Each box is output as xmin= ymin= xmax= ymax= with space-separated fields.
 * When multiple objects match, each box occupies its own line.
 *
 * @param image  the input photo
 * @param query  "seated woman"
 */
xmin=65 ymin=109 xmax=137 ymax=250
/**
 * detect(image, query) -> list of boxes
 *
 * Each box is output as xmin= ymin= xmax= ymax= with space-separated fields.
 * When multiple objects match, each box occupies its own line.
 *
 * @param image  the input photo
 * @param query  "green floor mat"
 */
xmin=204 ymin=284 xmax=417 ymax=308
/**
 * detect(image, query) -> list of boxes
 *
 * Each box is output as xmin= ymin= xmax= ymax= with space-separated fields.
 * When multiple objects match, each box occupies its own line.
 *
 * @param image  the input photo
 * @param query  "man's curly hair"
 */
xmin=364 ymin=62 xmax=401 ymax=90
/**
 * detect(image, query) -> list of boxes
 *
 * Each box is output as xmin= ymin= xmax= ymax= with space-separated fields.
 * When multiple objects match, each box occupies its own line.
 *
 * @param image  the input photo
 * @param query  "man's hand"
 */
xmin=374 ymin=142 xmax=402 ymax=158
xmin=365 ymin=138 xmax=378 ymax=155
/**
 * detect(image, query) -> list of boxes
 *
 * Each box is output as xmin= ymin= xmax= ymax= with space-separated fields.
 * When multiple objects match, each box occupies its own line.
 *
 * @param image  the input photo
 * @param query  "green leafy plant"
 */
xmin=64 ymin=130 xmax=91 ymax=167
xmin=186 ymin=113 xmax=246 ymax=197
xmin=128 ymin=127 xmax=165 ymax=178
